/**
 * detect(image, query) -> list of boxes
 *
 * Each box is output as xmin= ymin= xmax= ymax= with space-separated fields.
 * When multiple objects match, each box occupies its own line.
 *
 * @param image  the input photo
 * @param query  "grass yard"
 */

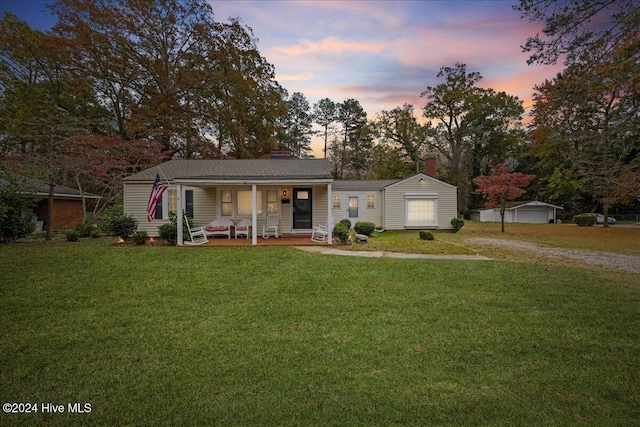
xmin=1 ymin=235 xmax=639 ymax=426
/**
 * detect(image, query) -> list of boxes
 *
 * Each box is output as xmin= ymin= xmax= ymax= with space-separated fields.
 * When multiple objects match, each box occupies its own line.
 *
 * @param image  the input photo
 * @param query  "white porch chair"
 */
xmin=311 ymin=217 xmax=333 ymax=243
xmin=184 ymin=215 xmax=208 ymax=245
xmin=235 ymin=218 xmax=251 ymax=239
xmin=262 ymin=215 xmax=279 ymax=239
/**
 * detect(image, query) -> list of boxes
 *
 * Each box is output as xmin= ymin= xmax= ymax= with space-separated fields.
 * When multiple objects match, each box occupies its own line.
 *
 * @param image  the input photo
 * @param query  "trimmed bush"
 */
xmin=419 ymin=230 xmax=434 ymax=240
xmin=65 ymin=229 xmax=81 ymax=242
xmin=338 ymin=218 xmax=351 ymax=230
xmin=106 ymin=214 xmax=138 ymax=240
xmin=158 ymin=223 xmax=177 ymax=245
xmin=75 ymin=222 xmax=94 ymax=237
xmin=90 ymin=229 xmax=101 ymax=239
xmin=451 ymin=217 xmax=464 ymax=233
xmin=333 ymin=222 xmax=350 ymax=245
xmin=354 ymin=221 xmax=375 ymax=237
xmin=132 ymin=230 xmax=148 ymax=245
xmin=573 ymin=214 xmax=596 ymax=227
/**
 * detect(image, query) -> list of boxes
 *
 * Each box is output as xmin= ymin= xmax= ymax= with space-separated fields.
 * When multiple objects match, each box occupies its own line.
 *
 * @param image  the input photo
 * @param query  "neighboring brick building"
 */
xmin=1 ymin=175 xmax=100 ymax=230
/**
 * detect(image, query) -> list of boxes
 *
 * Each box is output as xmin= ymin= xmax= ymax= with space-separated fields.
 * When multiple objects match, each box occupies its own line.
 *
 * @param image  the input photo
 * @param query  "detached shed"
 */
xmin=470 ymin=201 xmax=563 ymax=224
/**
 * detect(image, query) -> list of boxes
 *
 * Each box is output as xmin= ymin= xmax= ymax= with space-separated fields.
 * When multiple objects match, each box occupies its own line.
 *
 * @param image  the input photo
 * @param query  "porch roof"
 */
xmin=124 ymin=159 xmax=333 ymax=183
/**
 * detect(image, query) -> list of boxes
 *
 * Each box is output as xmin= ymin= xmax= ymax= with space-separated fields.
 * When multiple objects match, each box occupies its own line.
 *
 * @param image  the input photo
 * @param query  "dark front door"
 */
xmin=293 ymin=188 xmax=312 ymax=230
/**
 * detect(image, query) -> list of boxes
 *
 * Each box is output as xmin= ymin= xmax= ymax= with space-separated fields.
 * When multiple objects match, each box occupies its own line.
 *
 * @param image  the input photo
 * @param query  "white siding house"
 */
xmin=123 ymin=159 xmax=459 ymax=245
xmin=123 ymin=159 xmax=334 ymax=245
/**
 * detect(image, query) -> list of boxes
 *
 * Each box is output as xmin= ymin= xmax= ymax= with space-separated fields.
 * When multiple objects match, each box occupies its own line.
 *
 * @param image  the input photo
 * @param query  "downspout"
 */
xmin=177 ymin=184 xmax=183 ymax=245
xmin=252 ymin=184 xmax=258 ymax=245
xmin=327 ymin=183 xmax=333 ymax=244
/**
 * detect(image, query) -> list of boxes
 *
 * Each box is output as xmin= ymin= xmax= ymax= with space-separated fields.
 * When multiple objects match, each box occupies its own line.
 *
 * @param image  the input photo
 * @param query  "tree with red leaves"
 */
xmin=473 ymin=163 xmax=536 ymax=233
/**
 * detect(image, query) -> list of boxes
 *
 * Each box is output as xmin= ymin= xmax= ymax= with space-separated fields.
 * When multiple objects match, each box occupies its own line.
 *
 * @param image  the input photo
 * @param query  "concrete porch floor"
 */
xmin=199 ymin=234 xmax=330 ymax=247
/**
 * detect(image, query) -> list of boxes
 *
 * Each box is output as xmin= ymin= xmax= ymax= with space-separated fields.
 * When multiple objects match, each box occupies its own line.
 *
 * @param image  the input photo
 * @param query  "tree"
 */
xmin=51 ymin=0 xmax=287 ymax=158
xmin=334 ymin=99 xmax=368 ymax=178
xmin=518 ymin=0 xmax=640 ymax=224
xmin=312 ymin=98 xmax=338 ymax=158
xmin=372 ymin=104 xmax=426 ymax=173
xmin=0 ymin=12 xmax=104 ymax=239
xmin=473 ymin=163 xmax=536 ymax=233
xmin=421 ymin=63 xmax=525 ymax=214
xmin=278 ymin=92 xmax=313 ymax=158
xmin=514 ymin=0 xmax=639 ymax=66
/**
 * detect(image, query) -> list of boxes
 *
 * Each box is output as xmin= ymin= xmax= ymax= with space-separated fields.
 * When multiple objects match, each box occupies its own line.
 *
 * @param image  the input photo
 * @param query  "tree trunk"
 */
xmin=46 ymin=183 xmax=55 ymax=240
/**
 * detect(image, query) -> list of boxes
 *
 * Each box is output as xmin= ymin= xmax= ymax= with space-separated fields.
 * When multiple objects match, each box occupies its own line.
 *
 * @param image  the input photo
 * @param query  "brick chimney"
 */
xmin=270 ymin=149 xmax=292 ymax=159
xmin=424 ymin=156 xmax=437 ymax=178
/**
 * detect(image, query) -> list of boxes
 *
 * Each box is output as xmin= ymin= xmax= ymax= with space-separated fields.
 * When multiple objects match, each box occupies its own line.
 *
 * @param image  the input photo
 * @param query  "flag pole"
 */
xmin=157 ymin=165 xmax=170 ymax=185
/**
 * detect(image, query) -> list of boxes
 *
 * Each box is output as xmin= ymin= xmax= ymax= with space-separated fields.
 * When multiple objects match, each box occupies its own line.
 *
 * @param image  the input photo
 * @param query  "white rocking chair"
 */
xmin=262 ymin=215 xmax=279 ymax=239
xmin=184 ymin=215 xmax=208 ymax=245
xmin=311 ymin=217 xmax=333 ymax=243
xmin=311 ymin=224 xmax=329 ymax=242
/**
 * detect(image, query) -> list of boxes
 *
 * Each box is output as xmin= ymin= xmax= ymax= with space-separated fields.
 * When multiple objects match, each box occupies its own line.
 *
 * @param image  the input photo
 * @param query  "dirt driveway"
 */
xmin=467 ymin=238 xmax=640 ymax=274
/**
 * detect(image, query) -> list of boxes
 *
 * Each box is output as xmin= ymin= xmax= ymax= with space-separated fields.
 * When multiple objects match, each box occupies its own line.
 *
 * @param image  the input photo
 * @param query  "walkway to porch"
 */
xmin=200 ymin=233 xmax=331 ymax=247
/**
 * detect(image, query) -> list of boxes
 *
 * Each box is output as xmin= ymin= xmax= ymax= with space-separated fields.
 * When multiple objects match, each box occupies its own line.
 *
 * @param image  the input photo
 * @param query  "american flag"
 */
xmin=147 ymin=172 xmax=168 ymax=222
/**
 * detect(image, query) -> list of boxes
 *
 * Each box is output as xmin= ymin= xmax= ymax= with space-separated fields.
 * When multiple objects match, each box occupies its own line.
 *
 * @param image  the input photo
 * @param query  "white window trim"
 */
xmin=159 ymin=187 xmax=178 ymax=220
xmin=367 ymin=194 xmax=375 ymax=209
xmin=405 ymin=193 xmax=438 ymax=228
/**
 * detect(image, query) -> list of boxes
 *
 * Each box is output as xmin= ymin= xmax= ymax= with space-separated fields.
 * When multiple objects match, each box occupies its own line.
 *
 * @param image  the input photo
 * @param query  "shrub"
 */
xmin=419 ymin=230 xmax=434 ymax=240
xmin=96 ymin=204 xmax=124 ymax=232
xmin=75 ymin=222 xmax=94 ymax=237
xmin=354 ymin=221 xmax=375 ymax=236
xmin=106 ymin=215 xmax=138 ymax=240
xmin=573 ymin=214 xmax=596 ymax=226
xmin=451 ymin=217 xmax=464 ymax=233
xmin=132 ymin=230 xmax=148 ymax=245
xmin=65 ymin=229 xmax=81 ymax=242
xmin=338 ymin=218 xmax=351 ymax=230
xmin=333 ymin=222 xmax=350 ymax=245
xmin=158 ymin=223 xmax=177 ymax=245
xmin=0 ymin=177 xmax=37 ymax=242
xmin=90 ymin=229 xmax=101 ymax=239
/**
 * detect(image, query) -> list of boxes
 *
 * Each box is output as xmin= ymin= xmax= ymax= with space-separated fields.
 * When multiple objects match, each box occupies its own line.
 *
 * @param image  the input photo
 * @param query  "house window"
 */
xmin=155 ymin=188 xmax=178 ymax=220
xmin=367 ymin=194 xmax=375 ymax=208
xmin=267 ymin=189 xmax=278 ymax=215
xmin=405 ymin=195 xmax=437 ymax=227
xmin=221 ymin=190 xmax=232 ymax=216
xmin=332 ymin=195 xmax=341 ymax=208
xmin=348 ymin=196 xmax=358 ymax=219
xmin=237 ymin=190 xmax=263 ymax=216
xmin=185 ymin=190 xmax=194 ymax=218
xmin=167 ymin=189 xmax=178 ymax=214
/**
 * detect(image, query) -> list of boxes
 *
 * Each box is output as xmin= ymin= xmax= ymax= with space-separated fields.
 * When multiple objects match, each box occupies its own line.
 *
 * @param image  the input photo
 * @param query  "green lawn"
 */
xmin=1 ymin=239 xmax=639 ymax=426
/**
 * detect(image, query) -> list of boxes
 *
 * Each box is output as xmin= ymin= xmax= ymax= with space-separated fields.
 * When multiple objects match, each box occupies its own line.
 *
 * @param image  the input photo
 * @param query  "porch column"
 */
xmin=252 ymin=184 xmax=258 ymax=246
xmin=177 ymin=184 xmax=183 ymax=245
xmin=327 ymin=183 xmax=333 ymax=244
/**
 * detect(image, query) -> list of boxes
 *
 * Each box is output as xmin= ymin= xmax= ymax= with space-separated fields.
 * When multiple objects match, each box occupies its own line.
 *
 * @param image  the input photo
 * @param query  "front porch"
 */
xmin=197 ymin=234 xmax=331 ymax=247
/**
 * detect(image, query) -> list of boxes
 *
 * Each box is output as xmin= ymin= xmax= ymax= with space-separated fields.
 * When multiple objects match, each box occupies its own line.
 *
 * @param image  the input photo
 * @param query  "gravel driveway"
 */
xmin=467 ymin=238 xmax=640 ymax=274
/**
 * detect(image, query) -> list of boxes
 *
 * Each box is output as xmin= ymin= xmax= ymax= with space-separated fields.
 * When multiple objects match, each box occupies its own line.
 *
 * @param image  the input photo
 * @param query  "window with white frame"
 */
xmin=221 ymin=190 xmax=232 ymax=216
xmin=267 ymin=189 xmax=278 ymax=215
xmin=332 ymin=195 xmax=341 ymax=208
xmin=367 ymin=194 xmax=375 ymax=208
xmin=237 ymin=190 xmax=263 ymax=216
xmin=405 ymin=194 xmax=437 ymax=227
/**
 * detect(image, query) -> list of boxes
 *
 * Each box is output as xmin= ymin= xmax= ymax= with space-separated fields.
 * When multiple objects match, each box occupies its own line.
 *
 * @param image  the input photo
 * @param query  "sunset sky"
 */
xmin=1 ymin=0 xmax=565 ymax=156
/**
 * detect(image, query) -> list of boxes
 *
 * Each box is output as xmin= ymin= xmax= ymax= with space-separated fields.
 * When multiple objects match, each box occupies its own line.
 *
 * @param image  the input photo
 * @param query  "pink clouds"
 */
xmin=271 ymin=37 xmax=388 ymax=58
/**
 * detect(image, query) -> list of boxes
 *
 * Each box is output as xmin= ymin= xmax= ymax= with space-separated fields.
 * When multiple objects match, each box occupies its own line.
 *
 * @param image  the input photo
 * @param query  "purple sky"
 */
xmin=2 ymin=0 xmax=564 ymax=156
